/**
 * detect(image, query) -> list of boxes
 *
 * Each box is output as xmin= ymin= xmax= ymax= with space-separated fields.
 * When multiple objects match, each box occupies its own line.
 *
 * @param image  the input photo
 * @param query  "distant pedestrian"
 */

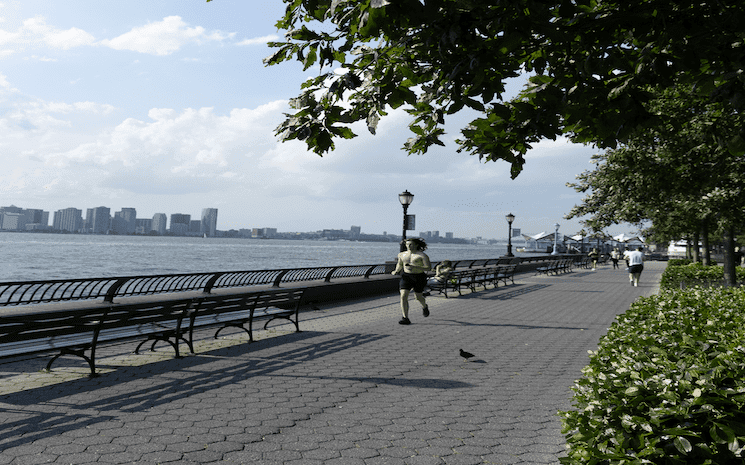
xmin=391 ymin=238 xmax=431 ymax=325
xmin=588 ymin=248 xmax=599 ymax=270
xmin=610 ymin=248 xmax=621 ymax=269
xmin=623 ymin=248 xmax=631 ymax=268
xmin=627 ymin=247 xmax=644 ymax=287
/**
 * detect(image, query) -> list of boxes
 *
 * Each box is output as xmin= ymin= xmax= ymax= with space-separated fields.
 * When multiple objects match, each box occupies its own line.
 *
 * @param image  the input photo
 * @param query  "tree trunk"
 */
xmin=701 ymin=219 xmax=711 ymax=266
xmin=686 ymin=237 xmax=692 ymax=259
xmin=692 ymin=231 xmax=700 ymax=263
xmin=723 ymin=226 xmax=737 ymax=287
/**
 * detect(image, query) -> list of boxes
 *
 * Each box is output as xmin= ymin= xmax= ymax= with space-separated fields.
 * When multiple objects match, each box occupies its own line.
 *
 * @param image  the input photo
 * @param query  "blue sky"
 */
xmin=0 ymin=0 xmax=632 ymax=239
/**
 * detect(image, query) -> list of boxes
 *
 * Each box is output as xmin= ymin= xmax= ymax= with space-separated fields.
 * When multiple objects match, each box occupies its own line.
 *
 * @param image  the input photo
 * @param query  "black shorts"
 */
xmin=629 ymin=264 xmax=643 ymax=274
xmin=399 ymin=272 xmax=427 ymax=293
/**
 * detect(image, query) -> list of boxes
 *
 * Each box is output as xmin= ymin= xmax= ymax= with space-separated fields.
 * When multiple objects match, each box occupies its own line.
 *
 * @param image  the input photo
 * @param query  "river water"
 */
xmin=0 ymin=233 xmax=537 ymax=282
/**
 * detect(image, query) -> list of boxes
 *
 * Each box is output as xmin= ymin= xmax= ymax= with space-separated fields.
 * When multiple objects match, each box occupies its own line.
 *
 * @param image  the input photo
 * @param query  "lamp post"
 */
xmin=505 ymin=213 xmax=515 ymax=257
xmin=398 ymin=190 xmax=414 ymax=252
xmin=551 ymin=223 xmax=560 ymax=255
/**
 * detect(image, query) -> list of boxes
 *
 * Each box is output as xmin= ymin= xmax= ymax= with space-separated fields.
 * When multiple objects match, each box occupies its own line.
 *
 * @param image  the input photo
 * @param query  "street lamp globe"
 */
xmin=398 ymin=190 xmax=414 ymax=206
xmin=398 ymin=190 xmax=414 ymax=252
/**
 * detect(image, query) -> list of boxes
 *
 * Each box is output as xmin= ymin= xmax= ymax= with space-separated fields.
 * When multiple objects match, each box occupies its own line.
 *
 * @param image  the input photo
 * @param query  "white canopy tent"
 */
xmin=613 ymin=233 xmax=645 ymax=243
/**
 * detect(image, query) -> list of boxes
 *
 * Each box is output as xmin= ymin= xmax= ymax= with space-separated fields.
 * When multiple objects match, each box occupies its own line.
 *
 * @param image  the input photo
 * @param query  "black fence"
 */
xmin=0 ymin=256 xmax=564 ymax=307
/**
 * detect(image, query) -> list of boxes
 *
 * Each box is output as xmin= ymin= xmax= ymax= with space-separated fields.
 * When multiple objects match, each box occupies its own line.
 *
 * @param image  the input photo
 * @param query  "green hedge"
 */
xmin=560 ymin=287 xmax=745 ymax=464
xmin=659 ymin=263 xmax=745 ymax=289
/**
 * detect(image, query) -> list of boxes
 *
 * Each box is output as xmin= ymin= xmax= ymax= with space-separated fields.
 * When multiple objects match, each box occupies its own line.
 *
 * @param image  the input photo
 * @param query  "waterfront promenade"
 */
xmin=0 ymin=262 xmax=665 ymax=464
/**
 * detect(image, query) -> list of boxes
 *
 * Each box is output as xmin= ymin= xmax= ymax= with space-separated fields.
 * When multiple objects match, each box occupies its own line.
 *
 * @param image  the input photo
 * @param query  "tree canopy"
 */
xmin=566 ymin=85 xmax=745 ymax=284
xmin=253 ymin=0 xmax=745 ymax=178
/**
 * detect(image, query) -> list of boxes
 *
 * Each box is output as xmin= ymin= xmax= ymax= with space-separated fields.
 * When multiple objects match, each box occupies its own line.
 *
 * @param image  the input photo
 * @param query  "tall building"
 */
xmin=86 ymin=206 xmax=111 ymax=234
xmin=135 ymin=218 xmax=152 ymax=234
xmin=53 ymin=208 xmax=83 ymax=233
xmin=201 ymin=208 xmax=218 ymax=237
xmin=170 ymin=214 xmax=190 ymax=236
xmin=189 ymin=220 xmax=202 ymax=234
xmin=152 ymin=213 xmax=167 ymax=235
xmin=1 ymin=212 xmax=24 ymax=230
xmin=111 ymin=208 xmax=137 ymax=235
xmin=23 ymin=209 xmax=47 ymax=226
xmin=0 ymin=205 xmax=23 ymax=229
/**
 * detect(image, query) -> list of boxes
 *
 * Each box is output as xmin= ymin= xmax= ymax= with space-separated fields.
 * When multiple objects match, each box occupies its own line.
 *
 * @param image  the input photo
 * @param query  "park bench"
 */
xmin=182 ymin=288 xmax=306 ymax=353
xmin=494 ymin=264 xmax=518 ymax=286
xmin=535 ymin=260 xmax=561 ymax=276
xmin=536 ymin=259 xmax=573 ymax=276
xmin=428 ymin=265 xmax=517 ymax=298
xmin=0 ymin=287 xmax=306 ymax=377
xmin=426 ymin=269 xmax=478 ymax=297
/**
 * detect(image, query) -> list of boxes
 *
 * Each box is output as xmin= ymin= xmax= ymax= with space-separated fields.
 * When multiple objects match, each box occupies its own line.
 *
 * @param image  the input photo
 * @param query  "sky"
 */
xmin=0 ymin=0 xmax=634 ymax=240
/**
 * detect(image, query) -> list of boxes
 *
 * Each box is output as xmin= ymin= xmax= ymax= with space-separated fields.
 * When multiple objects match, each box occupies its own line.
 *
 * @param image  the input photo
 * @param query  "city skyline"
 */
xmin=0 ymin=201 xmax=500 ymax=241
xmin=0 ymin=203 xmax=223 ymax=237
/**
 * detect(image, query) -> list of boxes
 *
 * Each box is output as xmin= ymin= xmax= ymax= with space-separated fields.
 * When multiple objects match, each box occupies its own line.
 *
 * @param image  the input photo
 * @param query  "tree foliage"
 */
xmin=242 ymin=0 xmax=745 ymax=178
xmin=567 ymin=85 xmax=745 ymax=236
xmin=566 ymin=85 xmax=745 ymax=284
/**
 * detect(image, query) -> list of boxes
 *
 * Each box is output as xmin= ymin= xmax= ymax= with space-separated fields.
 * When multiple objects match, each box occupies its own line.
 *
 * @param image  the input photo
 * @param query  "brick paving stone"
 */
xmin=0 ymin=263 xmax=664 ymax=465
xmin=404 ymin=456 xmax=446 ymax=465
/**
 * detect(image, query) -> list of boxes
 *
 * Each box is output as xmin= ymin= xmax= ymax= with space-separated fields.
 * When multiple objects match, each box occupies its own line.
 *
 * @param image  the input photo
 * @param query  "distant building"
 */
xmin=170 ymin=214 xmax=191 ymax=236
xmin=252 ymin=228 xmax=277 ymax=238
xmin=152 ymin=213 xmax=167 ymax=235
xmin=86 ymin=206 xmax=111 ymax=234
xmin=1 ymin=212 xmax=24 ymax=230
xmin=53 ymin=208 xmax=83 ymax=233
xmin=0 ymin=205 xmax=23 ymax=229
xmin=135 ymin=218 xmax=153 ymax=234
xmin=0 ymin=206 xmax=49 ymax=231
xmin=112 ymin=208 xmax=137 ymax=235
xmin=23 ymin=209 xmax=48 ymax=227
xmin=350 ymin=226 xmax=361 ymax=238
xmin=189 ymin=220 xmax=202 ymax=235
xmin=201 ymin=208 xmax=218 ymax=237
xmin=446 ymin=232 xmax=454 ymax=239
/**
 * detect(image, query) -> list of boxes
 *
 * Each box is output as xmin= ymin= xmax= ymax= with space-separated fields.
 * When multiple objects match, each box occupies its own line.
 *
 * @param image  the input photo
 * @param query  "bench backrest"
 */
xmin=0 ymin=307 xmax=108 ymax=345
xmin=252 ymin=288 xmax=305 ymax=311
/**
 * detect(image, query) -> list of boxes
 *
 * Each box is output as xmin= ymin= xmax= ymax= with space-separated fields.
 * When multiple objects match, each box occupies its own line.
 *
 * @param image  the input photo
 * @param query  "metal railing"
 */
xmin=0 ymin=256 xmax=560 ymax=307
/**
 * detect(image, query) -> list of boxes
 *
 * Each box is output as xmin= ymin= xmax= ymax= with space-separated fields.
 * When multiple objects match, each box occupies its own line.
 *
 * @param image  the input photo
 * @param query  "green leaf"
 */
xmin=726 ymin=134 xmax=745 ymax=155
xmin=673 ymin=436 xmax=693 ymax=454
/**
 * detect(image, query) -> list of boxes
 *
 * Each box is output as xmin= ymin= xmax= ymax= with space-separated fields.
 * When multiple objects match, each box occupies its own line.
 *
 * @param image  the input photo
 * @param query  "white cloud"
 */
xmin=100 ymin=16 xmax=230 ymax=56
xmin=21 ymin=16 xmax=95 ymax=49
xmin=0 ymin=16 xmax=94 ymax=56
xmin=236 ymin=34 xmax=279 ymax=46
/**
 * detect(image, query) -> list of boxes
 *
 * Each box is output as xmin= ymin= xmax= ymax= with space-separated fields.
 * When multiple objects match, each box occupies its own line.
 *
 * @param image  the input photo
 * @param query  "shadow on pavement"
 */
xmin=452 ymin=283 xmax=552 ymax=301
xmin=434 ymin=319 xmax=587 ymax=331
xmin=0 ymin=329 xmax=471 ymax=451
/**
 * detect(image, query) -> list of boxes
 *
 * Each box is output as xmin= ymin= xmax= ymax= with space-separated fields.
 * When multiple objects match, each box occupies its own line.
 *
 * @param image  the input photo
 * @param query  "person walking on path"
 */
xmin=610 ymin=248 xmax=621 ymax=269
xmin=392 ymin=238 xmax=431 ymax=325
xmin=627 ymin=247 xmax=644 ymax=286
xmin=588 ymin=248 xmax=599 ymax=270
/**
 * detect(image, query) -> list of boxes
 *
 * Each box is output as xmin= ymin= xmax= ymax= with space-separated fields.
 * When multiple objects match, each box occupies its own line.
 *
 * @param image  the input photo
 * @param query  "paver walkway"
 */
xmin=0 ymin=261 xmax=665 ymax=464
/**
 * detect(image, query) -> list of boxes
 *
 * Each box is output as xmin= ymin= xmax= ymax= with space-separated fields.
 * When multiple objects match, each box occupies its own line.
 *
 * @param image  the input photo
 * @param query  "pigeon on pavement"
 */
xmin=459 ymin=349 xmax=475 ymax=361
